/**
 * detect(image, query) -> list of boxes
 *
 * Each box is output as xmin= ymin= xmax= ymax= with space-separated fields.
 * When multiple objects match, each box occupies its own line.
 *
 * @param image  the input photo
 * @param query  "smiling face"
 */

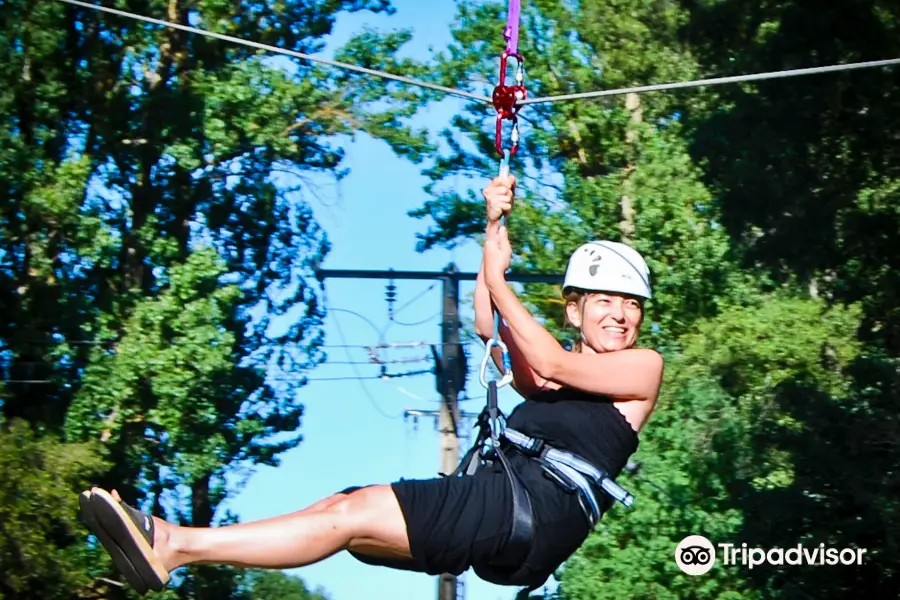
xmin=565 ymin=290 xmax=644 ymax=353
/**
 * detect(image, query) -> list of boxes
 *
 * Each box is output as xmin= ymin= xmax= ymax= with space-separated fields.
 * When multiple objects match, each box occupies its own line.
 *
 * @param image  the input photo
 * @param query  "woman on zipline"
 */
xmin=79 ymin=175 xmax=664 ymax=595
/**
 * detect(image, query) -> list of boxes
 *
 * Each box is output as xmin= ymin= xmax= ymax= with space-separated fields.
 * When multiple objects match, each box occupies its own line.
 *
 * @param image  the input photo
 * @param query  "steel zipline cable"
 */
xmin=56 ymin=0 xmax=492 ymax=104
xmin=59 ymin=0 xmax=900 ymax=109
xmin=520 ymin=57 xmax=900 ymax=105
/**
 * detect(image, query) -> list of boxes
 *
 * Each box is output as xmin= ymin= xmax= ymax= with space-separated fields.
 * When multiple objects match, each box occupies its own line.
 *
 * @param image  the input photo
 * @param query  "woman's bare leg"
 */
xmin=104 ymin=485 xmax=411 ymax=572
xmin=293 ymin=492 xmax=351 ymax=515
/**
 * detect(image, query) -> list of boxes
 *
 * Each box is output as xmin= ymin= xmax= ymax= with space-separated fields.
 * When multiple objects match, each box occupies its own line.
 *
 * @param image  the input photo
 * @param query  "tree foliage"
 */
xmin=0 ymin=0 xmax=427 ymax=596
xmin=404 ymin=0 xmax=900 ymax=598
xmin=0 ymin=419 xmax=108 ymax=600
xmin=239 ymin=570 xmax=331 ymax=600
xmin=3 ymin=0 xmax=899 ymax=598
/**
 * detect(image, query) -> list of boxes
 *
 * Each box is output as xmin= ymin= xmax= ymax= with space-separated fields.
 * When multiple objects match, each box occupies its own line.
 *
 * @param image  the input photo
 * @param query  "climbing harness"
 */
xmin=502 ymin=428 xmax=635 ymax=521
xmin=456 ymin=347 xmax=637 ymax=590
xmin=456 ymin=321 xmax=637 ymax=587
xmin=451 ymin=380 xmax=535 ymax=587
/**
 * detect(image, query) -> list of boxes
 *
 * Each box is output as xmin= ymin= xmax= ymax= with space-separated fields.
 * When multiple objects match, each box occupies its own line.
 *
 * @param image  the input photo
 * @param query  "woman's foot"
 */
xmin=79 ymin=487 xmax=171 ymax=594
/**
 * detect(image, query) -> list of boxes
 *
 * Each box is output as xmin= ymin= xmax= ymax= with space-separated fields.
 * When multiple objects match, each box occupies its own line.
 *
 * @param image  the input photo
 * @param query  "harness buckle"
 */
xmin=516 ymin=436 xmax=545 ymax=458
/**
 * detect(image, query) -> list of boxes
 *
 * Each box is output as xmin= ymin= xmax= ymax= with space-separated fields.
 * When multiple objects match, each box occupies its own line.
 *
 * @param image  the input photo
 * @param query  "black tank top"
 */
xmin=505 ymin=387 xmax=639 ymax=479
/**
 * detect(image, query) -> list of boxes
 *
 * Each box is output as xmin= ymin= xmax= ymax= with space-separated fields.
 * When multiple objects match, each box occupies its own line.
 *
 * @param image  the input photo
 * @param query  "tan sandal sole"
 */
xmin=90 ymin=488 xmax=170 ymax=588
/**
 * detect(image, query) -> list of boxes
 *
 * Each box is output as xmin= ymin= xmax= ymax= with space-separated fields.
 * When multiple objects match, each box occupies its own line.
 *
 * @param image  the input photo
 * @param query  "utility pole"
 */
xmin=439 ymin=263 xmax=462 ymax=479
xmin=438 ymin=264 xmax=463 ymax=600
xmin=315 ymin=265 xmax=563 ymax=600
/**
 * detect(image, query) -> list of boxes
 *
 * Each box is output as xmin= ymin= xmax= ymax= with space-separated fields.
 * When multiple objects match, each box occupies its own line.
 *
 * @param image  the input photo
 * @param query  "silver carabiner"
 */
xmin=479 ymin=337 xmax=514 ymax=389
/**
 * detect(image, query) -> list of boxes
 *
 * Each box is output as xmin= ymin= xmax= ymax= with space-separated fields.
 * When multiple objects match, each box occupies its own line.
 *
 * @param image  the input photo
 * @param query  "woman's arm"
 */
xmin=475 ymin=259 xmax=552 ymax=396
xmin=476 ymin=174 xmax=553 ymax=397
xmin=483 ymin=231 xmax=663 ymax=403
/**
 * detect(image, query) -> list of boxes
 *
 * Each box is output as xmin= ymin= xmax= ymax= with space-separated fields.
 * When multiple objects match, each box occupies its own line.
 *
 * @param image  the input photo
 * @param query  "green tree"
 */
xmin=681 ymin=0 xmax=900 ymax=352
xmin=239 ymin=570 xmax=331 ymax=600
xmin=400 ymin=0 xmax=900 ymax=598
xmin=559 ymin=295 xmax=866 ymax=599
xmin=412 ymin=0 xmax=735 ymax=345
xmin=0 ymin=419 xmax=108 ymax=600
xmin=676 ymin=0 xmax=900 ymax=596
xmin=1 ymin=0 xmax=427 ymax=597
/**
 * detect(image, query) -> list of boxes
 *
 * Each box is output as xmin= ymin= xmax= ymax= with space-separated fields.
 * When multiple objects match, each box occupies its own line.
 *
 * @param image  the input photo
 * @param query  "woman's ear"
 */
xmin=565 ymin=300 xmax=582 ymax=330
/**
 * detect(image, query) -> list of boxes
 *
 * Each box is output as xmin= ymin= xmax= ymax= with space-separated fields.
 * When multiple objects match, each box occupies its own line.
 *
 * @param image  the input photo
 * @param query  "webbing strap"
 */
xmin=452 ymin=409 xmax=490 ymax=477
xmin=504 ymin=428 xmax=636 ymax=509
xmin=486 ymin=382 xmax=532 ymax=566
xmin=448 ymin=384 xmax=534 ymax=572
xmin=503 ymin=0 xmax=521 ymax=55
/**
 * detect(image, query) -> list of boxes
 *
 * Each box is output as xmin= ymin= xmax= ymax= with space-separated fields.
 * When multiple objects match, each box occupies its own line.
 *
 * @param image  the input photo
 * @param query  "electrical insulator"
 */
xmin=385 ymin=281 xmax=397 ymax=319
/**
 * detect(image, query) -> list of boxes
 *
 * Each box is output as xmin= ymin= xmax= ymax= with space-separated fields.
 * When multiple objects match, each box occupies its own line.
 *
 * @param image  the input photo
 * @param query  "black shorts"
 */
xmin=347 ymin=452 xmax=597 ymax=586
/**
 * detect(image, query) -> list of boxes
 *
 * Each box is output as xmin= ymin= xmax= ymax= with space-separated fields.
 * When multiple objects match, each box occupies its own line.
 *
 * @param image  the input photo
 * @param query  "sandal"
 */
xmin=79 ymin=488 xmax=169 ymax=594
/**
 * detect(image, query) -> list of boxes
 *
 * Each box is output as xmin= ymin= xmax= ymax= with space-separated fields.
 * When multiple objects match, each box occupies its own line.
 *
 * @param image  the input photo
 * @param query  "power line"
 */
xmin=393 ymin=282 xmax=439 ymax=316
xmin=295 ymin=369 xmax=434 ymax=382
xmin=327 ymin=305 xmax=406 ymax=419
xmin=2 ymin=356 xmax=430 ymax=367
xmin=0 ymin=369 xmax=433 ymax=386
xmin=317 ymin=268 xmax=564 ymax=284
xmin=324 ymin=355 xmax=432 ymax=365
xmin=3 ymin=339 xmax=471 ymax=349
xmin=389 ymin=312 xmax=440 ymax=327
xmin=386 ymin=282 xmax=441 ymax=328
xmin=520 ymin=57 xmax=900 ymax=105
xmin=58 ymin=0 xmax=491 ymax=105
xmin=366 ymin=341 xmax=468 ymax=349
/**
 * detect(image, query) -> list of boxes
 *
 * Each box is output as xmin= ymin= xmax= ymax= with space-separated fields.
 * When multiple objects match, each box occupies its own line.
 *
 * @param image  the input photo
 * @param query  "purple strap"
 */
xmin=503 ymin=0 xmax=521 ymax=55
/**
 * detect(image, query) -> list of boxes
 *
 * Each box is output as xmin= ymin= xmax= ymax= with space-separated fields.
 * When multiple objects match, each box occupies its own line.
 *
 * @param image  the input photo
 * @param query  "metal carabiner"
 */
xmin=495 ymin=115 xmax=520 ymax=158
xmin=479 ymin=337 xmax=514 ymax=390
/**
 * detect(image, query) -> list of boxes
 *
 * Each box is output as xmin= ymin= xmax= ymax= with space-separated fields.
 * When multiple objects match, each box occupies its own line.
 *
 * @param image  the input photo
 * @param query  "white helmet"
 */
xmin=562 ymin=241 xmax=652 ymax=300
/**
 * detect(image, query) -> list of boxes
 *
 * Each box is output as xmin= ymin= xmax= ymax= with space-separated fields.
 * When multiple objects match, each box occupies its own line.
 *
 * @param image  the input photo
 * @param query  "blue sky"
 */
xmin=222 ymin=2 xmax=551 ymax=600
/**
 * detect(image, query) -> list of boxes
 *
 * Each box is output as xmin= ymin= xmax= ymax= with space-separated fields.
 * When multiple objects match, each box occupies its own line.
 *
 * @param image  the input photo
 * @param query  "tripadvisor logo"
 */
xmin=675 ymin=535 xmax=716 ymax=576
xmin=675 ymin=536 xmax=868 ymax=576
